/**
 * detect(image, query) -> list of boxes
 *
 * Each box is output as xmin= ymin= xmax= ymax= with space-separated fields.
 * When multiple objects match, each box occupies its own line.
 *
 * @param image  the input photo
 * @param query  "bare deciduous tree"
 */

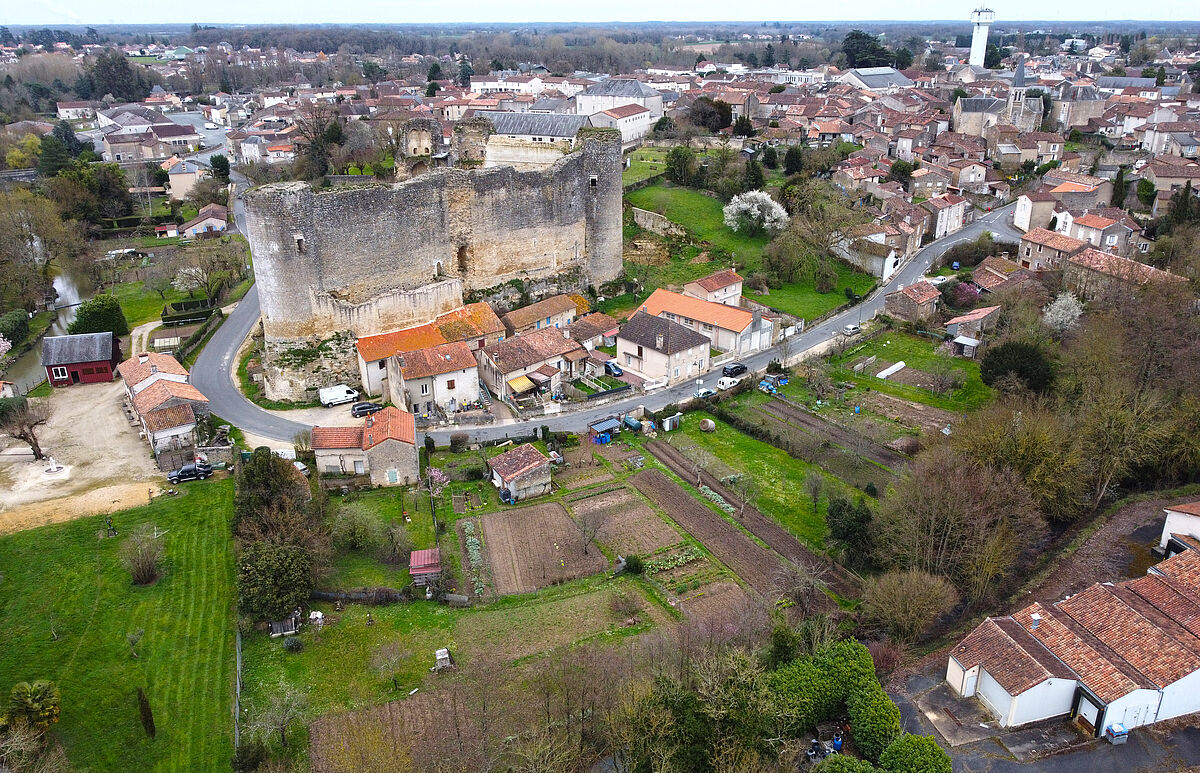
xmin=575 ymin=507 xmax=610 ymax=556
xmin=121 ymin=526 xmax=165 ymax=586
xmin=2 ymin=399 xmax=50 ymax=460
xmin=773 ymin=560 xmax=827 ymax=616
xmin=804 ymin=471 xmax=823 ymax=509
xmin=862 ymin=569 xmax=959 ymax=642
xmin=249 ymin=681 xmax=308 ymax=748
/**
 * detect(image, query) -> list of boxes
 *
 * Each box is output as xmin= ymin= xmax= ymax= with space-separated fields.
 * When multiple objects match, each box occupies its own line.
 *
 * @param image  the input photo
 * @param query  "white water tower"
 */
xmin=969 ymin=7 xmax=995 ymax=68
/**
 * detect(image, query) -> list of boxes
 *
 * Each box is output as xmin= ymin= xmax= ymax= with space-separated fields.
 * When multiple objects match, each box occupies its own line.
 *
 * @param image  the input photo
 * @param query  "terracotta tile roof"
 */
xmin=945 ymin=305 xmax=1001 ymax=325
xmin=398 ymin=341 xmax=477 ymax=380
xmin=565 ymin=312 xmax=618 ymax=343
xmin=1073 ymin=213 xmax=1118 ymax=229
xmin=1068 ymin=248 xmax=1185 ymax=285
xmin=601 ymin=103 xmax=649 ymax=119
xmin=690 ymin=268 xmax=744 ymax=293
xmin=1011 ymin=603 xmax=1145 ymax=703
xmin=483 ymin=326 xmax=584 ymax=373
xmin=897 ymin=281 xmax=941 ymax=305
xmin=487 ymin=443 xmax=548 ymax=481
xmin=951 ymin=617 xmax=1065 ymax=695
xmin=355 ymin=303 xmax=504 ymax=362
xmin=1167 ymin=501 xmax=1200 ymax=517
xmin=1022 ymin=227 xmax=1088 ymax=253
xmin=132 ymin=379 xmax=208 ymax=415
xmin=502 ymin=294 xmax=577 ymax=331
xmin=362 ymin=406 xmax=416 ymax=449
xmin=117 ymin=352 xmax=188 ymax=387
xmin=311 ymin=425 xmax=363 ymax=450
xmin=639 ymin=288 xmax=753 ymax=333
xmin=1058 ymin=583 xmax=1200 ymax=689
xmin=142 ymin=403 xmax=196 ymax=433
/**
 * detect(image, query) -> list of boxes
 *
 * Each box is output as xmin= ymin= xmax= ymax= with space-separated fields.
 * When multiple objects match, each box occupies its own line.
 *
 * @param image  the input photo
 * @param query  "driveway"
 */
xmin=192 ymin=202 xmax=1020 ymax=445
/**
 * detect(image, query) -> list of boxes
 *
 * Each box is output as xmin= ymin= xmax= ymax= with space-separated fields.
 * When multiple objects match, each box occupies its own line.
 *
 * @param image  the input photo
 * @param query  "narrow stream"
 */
xmin=2 ymin=260 xmax=95 ymax=393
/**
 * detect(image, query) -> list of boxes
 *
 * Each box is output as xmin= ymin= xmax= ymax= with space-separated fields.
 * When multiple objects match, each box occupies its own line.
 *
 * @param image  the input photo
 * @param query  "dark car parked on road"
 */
xmin=350 ymin=402 xmax=384 ymax=418
xmin=168 ymin=462 xmax=213 ymax=484
xmin=722 ymin=362 xmax=748 ymax=377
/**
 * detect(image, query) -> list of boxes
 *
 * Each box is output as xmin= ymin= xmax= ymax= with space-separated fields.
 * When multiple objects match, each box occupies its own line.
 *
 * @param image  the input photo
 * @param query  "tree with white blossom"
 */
xmin=722 ymin=190 xmax=789 ymax=236
xmin=1042 ymin=291 xmax=1084 ymax=337
xmin=0 ymin=335 xmax=11 ymax=360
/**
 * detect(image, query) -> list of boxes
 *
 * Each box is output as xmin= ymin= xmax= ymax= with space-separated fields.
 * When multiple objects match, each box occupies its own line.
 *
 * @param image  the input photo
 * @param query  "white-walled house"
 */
xmin=386 ymin=341 xmax=480 ymax=415
xmin=116 ymin=352 xmax=189 ymax=400
xmin=589 ymin=104 xmax=652 ymax=143
xmin=575 ymin=79 xmax=664 ymax=120
xmin=683 ymin=269 xmax=744 ymax=306
xmin=639 ymin=288 xmax=772 ymax=356
xmin=1159 ymin=500 xmax=1200 ymax=557
xmin=948 ymin=548 xmax=1200 ymax=738
xmin=616 ymin=312 xmax=711 ymax=385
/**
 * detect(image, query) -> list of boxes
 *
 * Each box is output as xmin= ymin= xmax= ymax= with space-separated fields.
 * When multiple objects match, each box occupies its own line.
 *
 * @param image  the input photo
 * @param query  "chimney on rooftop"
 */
xmin=563 ymin=328 xmax=570 ymax=339
xmin=1030 ymin=613 xmax=1042 ymax=630
xmin=139 ymin=353 xmax=149 ymax=364
xmin=655 ymin=333 xmax=664 ymax=350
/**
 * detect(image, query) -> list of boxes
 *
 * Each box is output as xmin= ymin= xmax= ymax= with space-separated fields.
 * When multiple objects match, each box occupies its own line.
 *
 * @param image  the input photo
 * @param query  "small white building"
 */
xmin=589 ymin=104 xmax=652 ymax=143
xmin=948 ymin=548 xmax=1200 ymax=739
xmin=1159 ymin=500 xmax=1200 ymax=557
xmin=683 ymin=269 xmax=744 ymax=307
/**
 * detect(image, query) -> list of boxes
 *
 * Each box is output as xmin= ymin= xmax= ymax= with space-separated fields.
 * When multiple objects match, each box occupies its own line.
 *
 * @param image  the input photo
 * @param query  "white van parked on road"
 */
xmin=318 ymin=384 xmax=358 ymax=407
xmin=716 ymin=376 xmax=741 ymax=391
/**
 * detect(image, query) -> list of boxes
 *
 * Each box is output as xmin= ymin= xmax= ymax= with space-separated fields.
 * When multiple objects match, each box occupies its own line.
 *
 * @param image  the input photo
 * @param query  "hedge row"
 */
xmin=770 ymin=640 xmax=951 ymax=772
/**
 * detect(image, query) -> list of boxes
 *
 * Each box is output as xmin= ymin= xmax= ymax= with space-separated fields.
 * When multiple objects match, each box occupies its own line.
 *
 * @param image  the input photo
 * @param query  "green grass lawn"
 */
xmin=110 ymin=283 xmax=205 ymax=328
xmin=753 ymin=265 xmax=877 ymax=321
xmin=626 ymin=182 xmax=770 ymax=266
xmin=673 ymin=411 xmax=858 ymax=548
xmin=832 ymin=331 xmax=992 ymax=411
xmin=328 ymin=488 xmax=437 ymax=589
xmin=623 ymin=148 xmax=670 ymax=186
xmin=0 ymin=480 xmax=237 ymax=772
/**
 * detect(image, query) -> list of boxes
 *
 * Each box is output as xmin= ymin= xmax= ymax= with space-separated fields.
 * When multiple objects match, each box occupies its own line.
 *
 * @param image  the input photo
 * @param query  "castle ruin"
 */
xmin=244 ymin=124 xmax=623 ymax=400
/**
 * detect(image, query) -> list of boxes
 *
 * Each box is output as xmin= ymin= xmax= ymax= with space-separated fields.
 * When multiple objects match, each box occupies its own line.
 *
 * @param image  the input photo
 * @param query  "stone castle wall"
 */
xmin=244 ymin=130 xmax=623 ymax=400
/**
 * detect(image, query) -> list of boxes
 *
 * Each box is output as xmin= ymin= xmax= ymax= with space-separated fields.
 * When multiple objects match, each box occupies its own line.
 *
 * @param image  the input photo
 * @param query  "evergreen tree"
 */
xmin=52 ymin=120 xmax=83 ymax=156
xmin=744 ymin=159 xmax=765 ymax=190
xmin=783 ymin=144 xmax=804 ymax=175
xmin=36 ymin=135 xmax=72 ymax=177
xmin=68 ymin=294 xmax=129 ymax=337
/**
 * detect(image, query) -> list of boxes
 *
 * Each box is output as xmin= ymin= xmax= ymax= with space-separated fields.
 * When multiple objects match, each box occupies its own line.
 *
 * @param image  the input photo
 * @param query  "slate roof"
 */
xmin=579 ymin=78 xmax=661 ymax=98
xmin=617 ymin=311 xmax=711 ymax=355
xmin=41 ymin=332 xmax=114 ymax=367
xmin=488 ymin=443 xmax=549 ymax=481
xmin=842 ymin=67 xmax=914 ymax=89
xmin=957 ymin=97 xmax=1005 ymax=114
xmin=1097 ymin=76 xmax=1157 ymax=89
xmin=476 ymin=110 xmax=590 ymax=138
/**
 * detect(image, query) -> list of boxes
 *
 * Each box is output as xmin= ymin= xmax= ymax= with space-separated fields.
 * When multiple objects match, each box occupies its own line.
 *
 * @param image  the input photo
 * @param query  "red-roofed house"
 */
xmin=388 ymin=340 xmax=480 ymax=415
xmin=683 ymin=269 xmax=744 ymax=306
xmin=487 ymin=443 xmax=551 ymax=502
xmin=311 ymin=406 xmax=418 ymax=486
xmin=883 ymin=281 xmax=941 ymax=322
xmin=948 ymin=549 xmax=1200 ymax=737
xmin=589 ymin=103 xmax=651 ymax=143
xmin=1018 ymin=228 xmax=1087 ymax=270
xmin=638 ymin=288 xmax=772 ymax=355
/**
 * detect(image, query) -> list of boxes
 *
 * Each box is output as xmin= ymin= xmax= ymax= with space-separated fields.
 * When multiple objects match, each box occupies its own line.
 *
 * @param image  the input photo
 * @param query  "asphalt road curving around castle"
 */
xmin=193 ymin=202 xmax=1020 ymax=446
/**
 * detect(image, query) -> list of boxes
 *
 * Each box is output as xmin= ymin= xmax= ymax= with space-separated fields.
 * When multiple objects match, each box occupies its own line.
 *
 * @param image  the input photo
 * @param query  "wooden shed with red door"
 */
xmin=41 ymin=332 xmax=121 ymax=387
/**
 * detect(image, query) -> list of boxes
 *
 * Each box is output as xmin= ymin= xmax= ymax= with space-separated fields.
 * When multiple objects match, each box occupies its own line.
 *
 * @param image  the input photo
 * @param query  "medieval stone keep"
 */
xmin=244 ymin=126 xmax=623 ymax=400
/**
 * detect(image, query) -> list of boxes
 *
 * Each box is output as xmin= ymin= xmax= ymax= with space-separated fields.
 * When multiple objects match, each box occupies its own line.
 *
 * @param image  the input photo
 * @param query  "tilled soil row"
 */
xmin=630 ymin=468 xmax=780 ymax=596
xmin=645 ymin=439 xmax=859 ymax=598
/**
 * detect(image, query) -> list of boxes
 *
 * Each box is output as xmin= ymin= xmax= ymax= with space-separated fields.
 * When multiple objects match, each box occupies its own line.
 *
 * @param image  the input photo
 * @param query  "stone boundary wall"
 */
xmin=631 ymin=206 xmax=687 ymax=238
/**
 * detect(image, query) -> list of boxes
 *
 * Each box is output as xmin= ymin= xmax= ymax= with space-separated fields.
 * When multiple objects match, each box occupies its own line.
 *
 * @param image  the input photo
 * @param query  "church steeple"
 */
xmin=1008 ymin=55 xmax=1028 ymax=111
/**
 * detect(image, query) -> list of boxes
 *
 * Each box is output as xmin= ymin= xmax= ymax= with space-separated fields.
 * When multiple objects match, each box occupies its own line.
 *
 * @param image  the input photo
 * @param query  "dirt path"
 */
xmin=0 ymin=483 xmax=157 ymax=534
xmin=759 ymin=395 xmax=909 ymax=471
xmin=1022 ymin=493 xmax=1193 ymax=608
xmin=129 ymin=318 xmax=162 ymax=355
xmin=0 ymin=381 xmax=161 ymax=532
xmin=645 ymin=440 xmax=858 ymax=597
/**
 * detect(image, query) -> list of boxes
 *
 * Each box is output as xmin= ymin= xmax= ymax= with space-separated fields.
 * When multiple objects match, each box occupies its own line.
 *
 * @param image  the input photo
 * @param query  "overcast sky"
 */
xmin=9 ymin=0 xmax=1199 ymax=26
